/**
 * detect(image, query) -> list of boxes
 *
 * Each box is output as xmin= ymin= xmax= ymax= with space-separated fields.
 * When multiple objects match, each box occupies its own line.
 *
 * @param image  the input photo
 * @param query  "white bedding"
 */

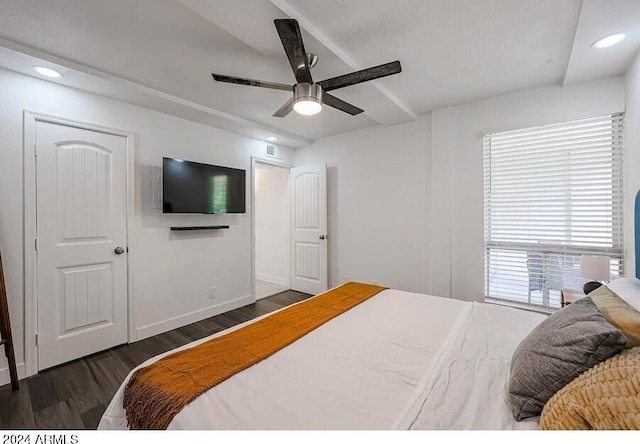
xmin=99 ymin=288 xmax=545 ymax=430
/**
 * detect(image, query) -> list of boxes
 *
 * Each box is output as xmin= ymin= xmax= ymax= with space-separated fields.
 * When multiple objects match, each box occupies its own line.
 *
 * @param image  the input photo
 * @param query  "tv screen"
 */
xmin=162 ymin=157 xmax=246 ymax=214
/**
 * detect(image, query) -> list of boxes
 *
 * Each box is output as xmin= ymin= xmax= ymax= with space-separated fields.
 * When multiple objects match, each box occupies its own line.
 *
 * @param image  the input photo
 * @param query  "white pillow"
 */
xmin=606 ymin=278 xmax=640 ymax=311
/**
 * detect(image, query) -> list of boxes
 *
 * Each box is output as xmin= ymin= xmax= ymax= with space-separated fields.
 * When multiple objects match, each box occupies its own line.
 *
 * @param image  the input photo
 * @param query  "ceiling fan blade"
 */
xmin=318 ymin=61 xmax=402 ymax=92
xmin=274 ymin=19 xmax=313 ymax=84
xmin=322 ymin=93 xmax=364 ymax=116
xmin=212 ymin=73 xmax=292 ymax=92
xmin=273 ymin=98 xmax=295 ymax=118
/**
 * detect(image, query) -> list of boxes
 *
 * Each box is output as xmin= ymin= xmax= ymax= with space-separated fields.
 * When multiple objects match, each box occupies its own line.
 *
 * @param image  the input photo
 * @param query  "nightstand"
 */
xmin=561 ymin=288 xmax=586 ymax=307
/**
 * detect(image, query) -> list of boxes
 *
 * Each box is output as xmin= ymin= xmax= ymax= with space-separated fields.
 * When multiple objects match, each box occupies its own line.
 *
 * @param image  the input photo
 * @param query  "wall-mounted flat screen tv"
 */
xmin=162 ymin=157 xmax=246 ymax=214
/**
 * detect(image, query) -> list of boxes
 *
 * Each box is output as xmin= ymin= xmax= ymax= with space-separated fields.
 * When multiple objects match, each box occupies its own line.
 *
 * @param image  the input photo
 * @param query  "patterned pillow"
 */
xmin=507 ymin=297 xmax=627 ymax=421
xmin=589 ymin=285 xmax=640 ymax=348
xmin=539 ymin=347 xmax=640 ymax=430
xmin=606 ymin=278 xmax=640 ymax=311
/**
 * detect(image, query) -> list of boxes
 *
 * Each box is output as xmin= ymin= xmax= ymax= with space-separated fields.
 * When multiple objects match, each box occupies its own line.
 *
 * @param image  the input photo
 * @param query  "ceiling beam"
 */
xmin=561 ymin=0 xmax=585 ymax=87
xmin=270 ymin=0 xmax=418 ymax=122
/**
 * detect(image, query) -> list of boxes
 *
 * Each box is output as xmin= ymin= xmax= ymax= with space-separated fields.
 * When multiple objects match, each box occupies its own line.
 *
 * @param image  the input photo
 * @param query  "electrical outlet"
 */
xmin=209 ymin=287 xmax=217 ymax=299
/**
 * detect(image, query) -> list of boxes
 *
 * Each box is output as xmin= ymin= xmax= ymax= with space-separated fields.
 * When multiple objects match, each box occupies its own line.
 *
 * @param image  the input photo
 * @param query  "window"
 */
xmin=483 ymin=114 xmax=624 ymax=309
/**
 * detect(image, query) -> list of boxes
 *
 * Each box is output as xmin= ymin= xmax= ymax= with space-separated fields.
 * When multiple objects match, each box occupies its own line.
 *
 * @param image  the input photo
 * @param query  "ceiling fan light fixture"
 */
xmin=294 ymin=99 xmax=322 ymax=116
xmin=293 ymin=82 xmax=323 ymax=116
xmin=592 ymin=33 xmax=625 ymax=48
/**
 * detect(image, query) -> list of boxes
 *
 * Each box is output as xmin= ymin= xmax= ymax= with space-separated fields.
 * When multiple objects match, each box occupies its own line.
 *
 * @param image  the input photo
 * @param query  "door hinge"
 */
xmin=35 ymin=333 xmax=38 ymax=347
xmin=34 ymin=238 xmax=38 ymax=251
xmin=34 ymin=144 xmax=38 ymax=157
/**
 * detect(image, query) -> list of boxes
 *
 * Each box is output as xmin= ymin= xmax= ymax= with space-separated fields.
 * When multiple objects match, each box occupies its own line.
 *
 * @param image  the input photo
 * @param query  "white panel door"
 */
xmin=290 ymin=163 xmax=327 ymax=295
xmin=36 ymin=121 xmax=128 ymax=370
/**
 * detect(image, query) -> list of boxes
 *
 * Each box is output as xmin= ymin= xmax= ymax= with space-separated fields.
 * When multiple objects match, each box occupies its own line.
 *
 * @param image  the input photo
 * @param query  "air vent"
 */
xmin=265 ymin=144 xmax=283 ymax=159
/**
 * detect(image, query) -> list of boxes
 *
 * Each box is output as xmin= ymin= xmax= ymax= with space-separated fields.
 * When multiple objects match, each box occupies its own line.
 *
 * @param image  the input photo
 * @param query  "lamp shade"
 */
xmin=580 ymin=255 xmax=610 ymax=281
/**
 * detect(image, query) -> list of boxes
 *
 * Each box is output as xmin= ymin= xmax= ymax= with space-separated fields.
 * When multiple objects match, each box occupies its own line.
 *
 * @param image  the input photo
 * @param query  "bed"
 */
xmin=99 ymin=288 xmax=545 ymax=430
xmin=98 ymin=189 xmax=640 ymax=430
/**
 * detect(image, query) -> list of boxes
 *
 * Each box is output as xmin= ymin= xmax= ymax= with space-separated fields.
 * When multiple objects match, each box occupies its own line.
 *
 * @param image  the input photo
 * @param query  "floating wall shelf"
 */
xmin=170 ymin=226 xmax=230 ymax=231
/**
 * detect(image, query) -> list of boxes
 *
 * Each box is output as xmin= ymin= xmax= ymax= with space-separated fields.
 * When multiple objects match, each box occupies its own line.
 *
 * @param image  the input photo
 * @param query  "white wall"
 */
xmin=0 ymin=68 xmax=294 ymax=381
xmin=427 ymin=107 xmax=452 ymax=297
xmin=432 ymin=76 xmax=626 ymax=302
xmin=625 ymin=52 xmax=640 ymax=278
xmin=255 ymin=162 xmax=290 ymax=288
xmin=293 ymin=76 xmax=627 ymax=304
xmin=294 ymin=115 xmax=431 ymax=293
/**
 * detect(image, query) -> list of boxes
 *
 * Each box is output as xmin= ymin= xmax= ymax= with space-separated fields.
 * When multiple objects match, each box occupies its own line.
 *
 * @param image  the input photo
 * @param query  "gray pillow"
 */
xmin=507 ymin=297 xmax=627 ymax=421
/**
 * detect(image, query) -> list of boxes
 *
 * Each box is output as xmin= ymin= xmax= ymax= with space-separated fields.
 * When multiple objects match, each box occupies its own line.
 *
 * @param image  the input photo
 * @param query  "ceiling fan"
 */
xmin=211 ymin=19 xmax=402 ymax=117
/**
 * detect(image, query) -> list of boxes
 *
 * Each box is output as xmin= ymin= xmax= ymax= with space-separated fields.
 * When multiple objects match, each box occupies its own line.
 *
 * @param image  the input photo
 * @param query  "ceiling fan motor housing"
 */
xmin=294 ymin=82 xmax=323 ymax=105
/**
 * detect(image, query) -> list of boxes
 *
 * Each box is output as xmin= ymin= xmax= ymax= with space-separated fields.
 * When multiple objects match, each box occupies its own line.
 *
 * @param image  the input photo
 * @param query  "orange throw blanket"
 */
xmin=122 ymin=282 xmax=387 ymax=429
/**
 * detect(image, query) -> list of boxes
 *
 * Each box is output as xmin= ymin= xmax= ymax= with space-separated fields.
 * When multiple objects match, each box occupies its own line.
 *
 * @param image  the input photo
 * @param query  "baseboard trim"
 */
xmin=0 ymin=363 xmax=26 ymax=387
xmin=256 ymin=274 xmax=289 ymax=288
xmin=135 ymin=294 xmax=255 ymax=341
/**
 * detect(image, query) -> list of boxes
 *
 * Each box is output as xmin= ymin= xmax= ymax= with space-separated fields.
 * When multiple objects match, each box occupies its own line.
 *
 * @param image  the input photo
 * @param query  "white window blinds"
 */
xmin=483 ymin=114 xmax=624 ymax=309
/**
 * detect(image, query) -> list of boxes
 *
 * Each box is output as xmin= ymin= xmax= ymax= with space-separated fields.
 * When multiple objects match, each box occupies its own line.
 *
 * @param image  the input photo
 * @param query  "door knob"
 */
xmin=114 ymin=247 xmax=125 ymax=255
xmin=319 ymin=235 xmax=326 ymax=240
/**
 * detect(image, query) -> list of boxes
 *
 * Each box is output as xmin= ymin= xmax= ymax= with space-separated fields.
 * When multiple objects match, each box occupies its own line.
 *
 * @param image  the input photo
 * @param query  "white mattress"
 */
xmin=99 ymin=289 xmax=545 ymax=430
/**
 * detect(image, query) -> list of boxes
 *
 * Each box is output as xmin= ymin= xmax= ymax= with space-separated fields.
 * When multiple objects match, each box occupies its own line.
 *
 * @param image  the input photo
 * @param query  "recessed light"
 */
xmin=266 ymin=136 xmax=278 ymax=142
xmin=592 ymin=33 xmax=626 ymax=49
xmin=33 ymin=66 xmax=63 ymax=78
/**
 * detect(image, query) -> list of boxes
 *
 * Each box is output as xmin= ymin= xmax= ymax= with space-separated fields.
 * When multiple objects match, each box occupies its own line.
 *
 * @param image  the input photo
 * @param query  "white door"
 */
xmin=290 ymin=163 xmax=328 ymax=295
xmin=36 ymin=121 xmax=128 ymax=370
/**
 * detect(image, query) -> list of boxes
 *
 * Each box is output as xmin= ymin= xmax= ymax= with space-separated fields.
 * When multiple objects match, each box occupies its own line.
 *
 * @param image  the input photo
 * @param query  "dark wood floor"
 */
xmin=0 ymin=290 xmax=311 ymax=430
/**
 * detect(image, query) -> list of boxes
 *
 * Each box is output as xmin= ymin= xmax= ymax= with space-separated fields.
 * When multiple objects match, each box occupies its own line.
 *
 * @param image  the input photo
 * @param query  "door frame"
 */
xmin=23 ymin=110 xmax=135 ymax=377
xmin=250 ymin=156 xmax=293 ymax=301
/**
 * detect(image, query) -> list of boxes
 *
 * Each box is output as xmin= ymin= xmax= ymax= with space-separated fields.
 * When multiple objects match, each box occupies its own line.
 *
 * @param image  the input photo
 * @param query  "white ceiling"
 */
xmin=564 ymin=0 xmax=640 ymax=85
xmin=0 ymin=0 xmax=638 ymax=148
